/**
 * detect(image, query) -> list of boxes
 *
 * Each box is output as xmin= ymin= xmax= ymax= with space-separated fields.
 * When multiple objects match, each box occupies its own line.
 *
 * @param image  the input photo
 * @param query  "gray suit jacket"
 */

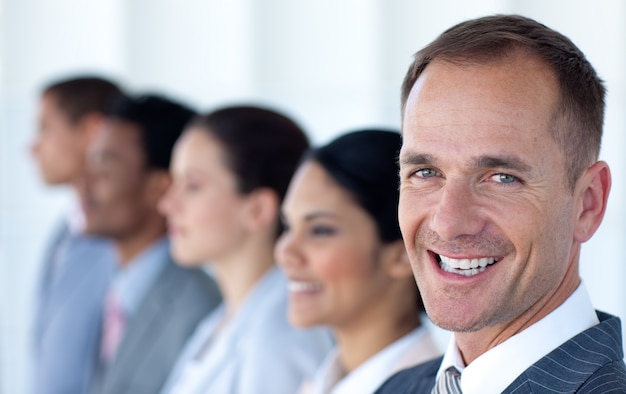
xmin=34 ymin=220 xmax=116 ymax=394
xmin=90 ymin=259 xmax=221 ymax=394
xmin=375 ymin=311 xmax=626 ymax=393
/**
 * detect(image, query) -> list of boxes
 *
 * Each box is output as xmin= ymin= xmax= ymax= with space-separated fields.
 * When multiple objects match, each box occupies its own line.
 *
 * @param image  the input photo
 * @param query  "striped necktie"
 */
xmin=432 ymin=366 xmax=463 ymax=394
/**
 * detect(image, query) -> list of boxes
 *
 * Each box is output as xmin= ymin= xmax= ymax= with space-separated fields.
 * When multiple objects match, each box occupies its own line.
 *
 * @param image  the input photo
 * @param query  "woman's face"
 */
xmin=275 ymin=161 xmax=395 ymax=330
xmin=159 ymin=128 xmax=250 ymax=266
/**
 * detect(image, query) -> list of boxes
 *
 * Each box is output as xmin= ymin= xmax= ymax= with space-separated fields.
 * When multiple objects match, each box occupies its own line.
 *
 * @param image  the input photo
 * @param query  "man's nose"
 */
xmin=431 ymin=181 xmax=486 ymax=242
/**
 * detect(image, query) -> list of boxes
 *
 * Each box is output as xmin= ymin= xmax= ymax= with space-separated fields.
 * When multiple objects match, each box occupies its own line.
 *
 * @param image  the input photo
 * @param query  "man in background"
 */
xmin=83 ymin=94 xmax=221 ymax=394
xmin=31 ymin=76 xmax=121 ymax=394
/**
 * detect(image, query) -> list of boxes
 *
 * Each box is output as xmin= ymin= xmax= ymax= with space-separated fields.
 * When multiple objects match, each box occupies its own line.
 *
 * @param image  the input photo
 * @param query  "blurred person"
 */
xmin=158 ymin=106 xmax=333 ymax=394
xmin=276 ymin=130 xmax=441 ymax=394
xmin=376 ymin=15 xmax=626 ymax=393
xmin=83 ymin=94 xmax=221 ymax=394
xmin=30 ymin=76 xmax=121 ymax=394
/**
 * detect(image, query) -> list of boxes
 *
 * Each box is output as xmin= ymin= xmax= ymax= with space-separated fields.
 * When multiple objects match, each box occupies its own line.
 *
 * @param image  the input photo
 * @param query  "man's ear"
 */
xmin=145 ymin=170 xmax=172 ymax=207
xmin=382 ymin=239 xmax=414 ymax=279
xmin=78 ymin=112 xmax=106 ymax=147
xmin=573 ymin=160 xmax=611 ymax=243
xmin=243 ymin=188 xmax=279 ymax=232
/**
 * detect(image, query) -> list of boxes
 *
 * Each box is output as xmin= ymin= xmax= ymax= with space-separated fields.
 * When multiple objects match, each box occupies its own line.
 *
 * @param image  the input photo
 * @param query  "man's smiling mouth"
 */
xmin=435 ymin=254 xmax=499 ymax=277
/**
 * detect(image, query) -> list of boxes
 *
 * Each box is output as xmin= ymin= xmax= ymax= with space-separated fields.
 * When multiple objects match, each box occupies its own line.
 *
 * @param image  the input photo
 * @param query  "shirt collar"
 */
xmin=111 ymin=237 xmax=170 ymax=315
xmin=437 ymin=282 xmax=599 ymax=394
xmin=65 ymin=198 xmax=86 ymax=235
xmin=314 ymin=326 xmax=434 ymax=394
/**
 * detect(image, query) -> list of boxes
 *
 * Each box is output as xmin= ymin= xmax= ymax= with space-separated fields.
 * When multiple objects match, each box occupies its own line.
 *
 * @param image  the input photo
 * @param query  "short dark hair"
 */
xmin=43 ymin=76 xmax=123 ymax=124
xmin=107 ymin=94 xmax=196 ymax=170
xmin=308 ymin=129 xmax=402 ymax=243
xmin=190 ymin=105 xmax=309 ymax=203
xmin=401 ymin=14 xmax=606 ymax=189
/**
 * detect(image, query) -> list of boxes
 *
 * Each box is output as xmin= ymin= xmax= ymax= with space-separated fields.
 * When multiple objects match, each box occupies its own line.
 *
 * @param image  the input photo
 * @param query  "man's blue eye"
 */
xmin=416 ymin=168 xmax=438 ymax=178
xmin=492 ymin=173 xmax=517 ymax=184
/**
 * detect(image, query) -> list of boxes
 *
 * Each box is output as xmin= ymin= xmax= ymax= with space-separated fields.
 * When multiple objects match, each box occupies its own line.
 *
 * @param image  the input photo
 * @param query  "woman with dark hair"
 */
xmin=275 ymin=129 xmax=441 ymax=393
xmin=158 ymin=106 xmax=332 ymax=394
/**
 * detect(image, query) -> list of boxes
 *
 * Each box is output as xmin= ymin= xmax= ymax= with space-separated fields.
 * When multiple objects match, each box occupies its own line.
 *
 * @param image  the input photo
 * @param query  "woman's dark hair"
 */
xmin=308 ymin=129 xmax=402 ymax=243
xmin=190 ymin=104 xmax=310 ymax=214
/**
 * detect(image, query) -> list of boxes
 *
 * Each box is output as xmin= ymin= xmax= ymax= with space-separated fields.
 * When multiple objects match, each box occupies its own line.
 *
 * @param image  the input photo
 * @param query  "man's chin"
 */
xmin=426 ymin=304 xmax=493 ymax=333
xmin=83 ymin=222 xmax=115 ymax=239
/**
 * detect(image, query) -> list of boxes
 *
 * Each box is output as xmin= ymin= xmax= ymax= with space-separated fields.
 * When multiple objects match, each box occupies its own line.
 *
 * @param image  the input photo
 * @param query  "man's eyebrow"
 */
xmin=474 ymin=155 xmax=532 ymax=172
xmin=399 ymin=153 xmax=435 ymax=167
xmin=398 ymin=152 xmax=533 ymax=173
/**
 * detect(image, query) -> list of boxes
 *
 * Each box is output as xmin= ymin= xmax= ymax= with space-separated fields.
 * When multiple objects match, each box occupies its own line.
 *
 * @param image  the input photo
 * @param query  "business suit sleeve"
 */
xmin=91 ymin=262 xmax=221 ymax=394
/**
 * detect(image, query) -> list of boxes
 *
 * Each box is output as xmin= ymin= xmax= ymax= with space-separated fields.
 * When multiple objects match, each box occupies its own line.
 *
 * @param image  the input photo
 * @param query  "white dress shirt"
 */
xmin=302 ymin=324 xmax=441 ymax=394
xmin=161 ymin=266 xmax=334 ymax=394
xmin=436 ymin=282 xmax=600 ymax=394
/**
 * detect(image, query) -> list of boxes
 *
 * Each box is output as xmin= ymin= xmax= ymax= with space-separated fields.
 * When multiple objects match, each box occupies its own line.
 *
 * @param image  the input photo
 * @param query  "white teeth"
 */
xmin=288 ymin=281 xmax=323 ymax=292
xmin=438 ymin=255 xmax=497 ymax=276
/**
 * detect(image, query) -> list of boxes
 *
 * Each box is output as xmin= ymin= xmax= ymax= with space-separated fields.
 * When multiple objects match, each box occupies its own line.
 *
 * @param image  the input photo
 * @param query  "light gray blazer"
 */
xmin=161 ymin=267 xmax=333 ymax=394
xmin=89 ymin=259 xmax=222 ymax=394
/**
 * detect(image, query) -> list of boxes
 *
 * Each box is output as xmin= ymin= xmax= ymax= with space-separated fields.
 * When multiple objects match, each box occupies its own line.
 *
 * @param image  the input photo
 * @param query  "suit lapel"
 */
xmin=36 ymin=228 xmax=114 ymax=348
xmin=106 ymin=259 xmax=179 ymax=379
xmin=407 ymin=357 xmax=440 ymax=393
xmin=503 ymin=312 xmax=624 ymax=393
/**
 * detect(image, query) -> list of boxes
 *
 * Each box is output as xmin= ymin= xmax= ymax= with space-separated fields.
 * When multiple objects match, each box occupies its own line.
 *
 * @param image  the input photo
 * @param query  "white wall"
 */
xmin=1 ymin=1 xmax=624 ymax=393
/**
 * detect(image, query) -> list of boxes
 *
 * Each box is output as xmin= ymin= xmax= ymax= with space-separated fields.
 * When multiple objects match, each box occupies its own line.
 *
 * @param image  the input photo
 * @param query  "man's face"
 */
xmin=83 ymin=119 xmax=155 ymax=239
xmin=398 ymin=54 xmax=581 ymax=335
xmin=31 ymin=93 xmax=88 ymax=184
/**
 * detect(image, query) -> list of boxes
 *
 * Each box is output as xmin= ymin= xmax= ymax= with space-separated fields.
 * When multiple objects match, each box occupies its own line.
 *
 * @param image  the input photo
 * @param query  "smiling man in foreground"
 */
xmin=376 ymin=14 xmax=626 ymax=394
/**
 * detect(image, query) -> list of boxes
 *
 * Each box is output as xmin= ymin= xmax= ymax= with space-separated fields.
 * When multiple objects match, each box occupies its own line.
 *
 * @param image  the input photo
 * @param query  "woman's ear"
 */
xmin=382 ymin=239 xmax=414 ymax=280
xmin=243 ymin=188 xmax=279 ymax=232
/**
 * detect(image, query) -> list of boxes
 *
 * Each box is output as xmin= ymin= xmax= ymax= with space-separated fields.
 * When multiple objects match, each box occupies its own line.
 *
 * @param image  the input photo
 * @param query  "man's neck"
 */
xmin=455 ymin=271 xmax=580 ymax=365
xmin=115 ymin=228 xmax=166 ymax=267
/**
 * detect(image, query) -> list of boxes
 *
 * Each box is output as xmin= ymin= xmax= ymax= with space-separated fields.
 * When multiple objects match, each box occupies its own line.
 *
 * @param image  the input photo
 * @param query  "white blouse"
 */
xmin=161 ymin=267 xmax=333 ymax=394
xmin=301 ymin=325 xmax=441 ymax=394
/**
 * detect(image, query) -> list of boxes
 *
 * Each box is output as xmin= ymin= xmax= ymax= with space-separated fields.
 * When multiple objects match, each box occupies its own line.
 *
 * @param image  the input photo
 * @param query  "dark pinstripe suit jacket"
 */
xmin=375 ymin=311 xmax=626 ymax=393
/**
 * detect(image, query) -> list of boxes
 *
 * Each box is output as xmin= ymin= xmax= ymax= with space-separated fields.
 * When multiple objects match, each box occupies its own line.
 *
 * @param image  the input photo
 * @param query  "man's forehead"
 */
xmin=404 ymin=54 xmax=558 ymax=106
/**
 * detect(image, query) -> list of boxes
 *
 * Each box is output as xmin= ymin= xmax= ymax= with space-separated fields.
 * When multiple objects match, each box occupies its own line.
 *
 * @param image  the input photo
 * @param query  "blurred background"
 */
xmin=0 ymin=0 xmax=624 ymax=392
